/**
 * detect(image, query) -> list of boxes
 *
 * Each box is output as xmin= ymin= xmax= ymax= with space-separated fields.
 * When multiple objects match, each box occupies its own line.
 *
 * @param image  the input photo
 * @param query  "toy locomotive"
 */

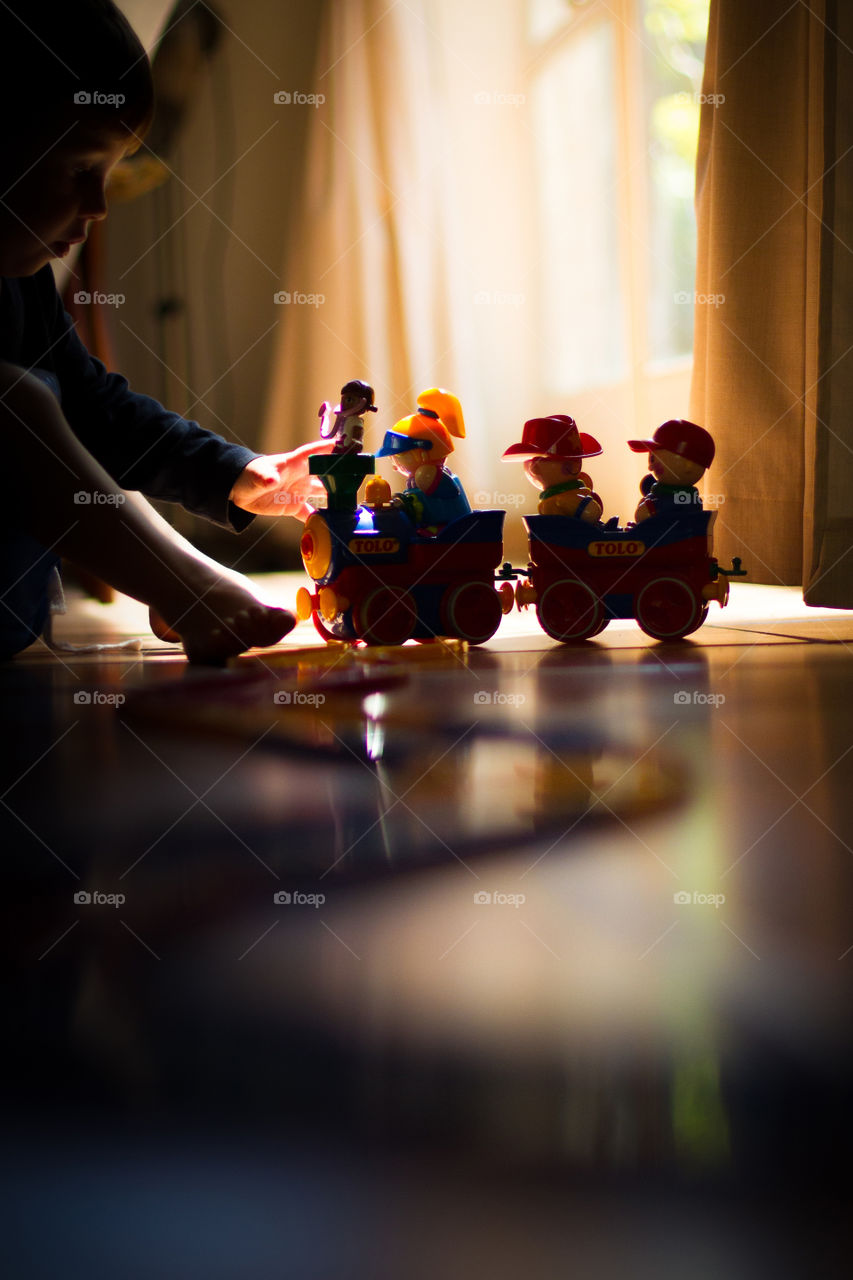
xmin=296 ymin=387 xmax=507 ymax=644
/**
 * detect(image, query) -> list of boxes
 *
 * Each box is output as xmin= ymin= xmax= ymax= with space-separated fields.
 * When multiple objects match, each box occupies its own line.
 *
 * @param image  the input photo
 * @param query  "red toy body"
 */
xmin=515 ymin=506 xmax=740 ymax=641
xmin=298 ymin=452 xmax=506 ymax=646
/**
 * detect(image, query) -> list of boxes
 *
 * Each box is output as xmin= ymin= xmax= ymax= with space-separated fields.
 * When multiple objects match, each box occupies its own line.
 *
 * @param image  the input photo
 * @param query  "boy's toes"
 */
xmin=182 ymin=605 xmax=295 ymax=664
xmin=148 ymin=606 xmax=182 ymax=643
xmin=251 ymin=605 xmax=296 ymax=647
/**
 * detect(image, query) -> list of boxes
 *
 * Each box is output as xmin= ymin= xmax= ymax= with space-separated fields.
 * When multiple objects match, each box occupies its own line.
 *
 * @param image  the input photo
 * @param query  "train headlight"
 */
xmin=300 ymin=513 xmax=333 ymax=580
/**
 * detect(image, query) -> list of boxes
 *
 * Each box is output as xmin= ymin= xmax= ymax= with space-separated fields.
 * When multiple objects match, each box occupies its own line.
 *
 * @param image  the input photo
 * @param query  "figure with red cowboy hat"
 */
xmin=366 ymin=388 xmax=471 ymax=532
xmin=627 ymin=419 xmax=715 ymax=523
xmin=502 ymin=414 xmax=603 ymax=522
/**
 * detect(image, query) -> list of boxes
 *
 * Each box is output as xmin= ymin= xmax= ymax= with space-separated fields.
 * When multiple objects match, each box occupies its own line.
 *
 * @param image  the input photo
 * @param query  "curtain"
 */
xmin=692 ymin=0 xmax=853 ymax=601
xmin=260 ymin=0 xmax=534 ymax=543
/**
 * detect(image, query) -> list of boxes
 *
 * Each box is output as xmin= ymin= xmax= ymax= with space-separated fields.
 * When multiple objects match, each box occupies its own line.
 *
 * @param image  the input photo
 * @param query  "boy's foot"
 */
xmin=148 ymin=608 xmax=182 ymax=643
xmin=151 ymin=577 xmax=295 ymax=664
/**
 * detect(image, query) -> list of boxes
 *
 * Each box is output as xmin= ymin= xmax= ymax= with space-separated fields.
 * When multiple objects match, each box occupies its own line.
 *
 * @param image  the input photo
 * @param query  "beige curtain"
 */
xmin=260 ymin=0 xmax=535 ymax=554
xmin=692 ymin=0 xmax=853 ymax=601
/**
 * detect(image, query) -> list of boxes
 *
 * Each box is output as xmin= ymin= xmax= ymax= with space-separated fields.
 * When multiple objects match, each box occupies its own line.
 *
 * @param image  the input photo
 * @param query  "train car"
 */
xmin=514 ymin=506 xmax=741 ymax=641
xmin=296 ymin=499 xmax=507 ymax=645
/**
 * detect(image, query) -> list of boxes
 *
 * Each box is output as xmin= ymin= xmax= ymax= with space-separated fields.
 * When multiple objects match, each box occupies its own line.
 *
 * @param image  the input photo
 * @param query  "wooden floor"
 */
xmin=4 ymin=577 xmax=853 ymax=1276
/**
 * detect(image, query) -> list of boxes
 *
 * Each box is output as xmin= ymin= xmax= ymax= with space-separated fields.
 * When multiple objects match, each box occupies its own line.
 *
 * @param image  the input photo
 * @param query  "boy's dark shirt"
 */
xmin=0 ymin=265 xmax=258 ymax=529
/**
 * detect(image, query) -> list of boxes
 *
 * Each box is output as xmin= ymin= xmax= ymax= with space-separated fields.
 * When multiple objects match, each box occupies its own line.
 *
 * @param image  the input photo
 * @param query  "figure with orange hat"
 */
xmin=627 ymin=419 xmax=715 ymax=522
xmin=366 ymin=388 xmax=471 ymax=532
xmin=502 ymin=414 xmax=603 ymax=521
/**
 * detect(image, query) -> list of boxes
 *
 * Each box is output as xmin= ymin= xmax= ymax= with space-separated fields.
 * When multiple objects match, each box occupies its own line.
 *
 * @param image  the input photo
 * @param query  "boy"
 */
xmin=0 ymin=0 xmax=331 ymax=663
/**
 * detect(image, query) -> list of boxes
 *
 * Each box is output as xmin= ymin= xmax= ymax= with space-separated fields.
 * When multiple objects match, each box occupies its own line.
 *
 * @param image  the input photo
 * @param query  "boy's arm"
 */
xmin=36 ymin=270 xmax=259 ymax=530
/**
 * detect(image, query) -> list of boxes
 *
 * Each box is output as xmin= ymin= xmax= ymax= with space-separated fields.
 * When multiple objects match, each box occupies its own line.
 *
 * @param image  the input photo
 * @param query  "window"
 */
xmin=525 ymin=0 xmax=710 ymax=442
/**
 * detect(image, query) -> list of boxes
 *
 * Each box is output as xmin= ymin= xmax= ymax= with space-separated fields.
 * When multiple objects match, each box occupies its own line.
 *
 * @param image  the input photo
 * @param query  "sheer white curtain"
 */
xmin=263 ymin=0 xmax=712 ymax=561
xmin=261 ymin=0 xmax=535 ymax=548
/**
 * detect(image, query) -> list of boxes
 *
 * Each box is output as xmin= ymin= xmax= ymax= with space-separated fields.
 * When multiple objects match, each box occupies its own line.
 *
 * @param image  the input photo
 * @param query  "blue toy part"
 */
xmin=525 ymin=506 xmax=713 ymax=555
xmin=399 ymin=469 xmax=471 ymax=528
xmin=376 ymin=430 xmax=434 ymax=457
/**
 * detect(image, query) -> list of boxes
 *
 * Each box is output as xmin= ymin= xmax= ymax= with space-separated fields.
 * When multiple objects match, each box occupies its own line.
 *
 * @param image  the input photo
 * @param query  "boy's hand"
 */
xmin=229 ymin=439 xmax=336 ymax=520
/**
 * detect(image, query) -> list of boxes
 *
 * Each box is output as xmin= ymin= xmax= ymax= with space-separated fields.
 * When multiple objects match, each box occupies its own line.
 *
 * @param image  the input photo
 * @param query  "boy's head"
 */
xmin=0 ymin=0 xmax=154 ymax=276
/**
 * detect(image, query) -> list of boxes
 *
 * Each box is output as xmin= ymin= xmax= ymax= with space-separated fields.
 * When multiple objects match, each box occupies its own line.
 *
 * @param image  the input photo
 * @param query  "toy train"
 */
xmin=295 ymin=453 xmax=508 ymax=644
xmin=511 ymin=506 xmax=743 ymax=641
xmin=295 ymin=452 xmax=743 ymax=646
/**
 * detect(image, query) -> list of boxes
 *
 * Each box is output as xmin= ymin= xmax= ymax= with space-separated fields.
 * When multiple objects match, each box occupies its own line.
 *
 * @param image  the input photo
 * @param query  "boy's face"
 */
xmin=0 ymin=124 xmax=129 ymax=277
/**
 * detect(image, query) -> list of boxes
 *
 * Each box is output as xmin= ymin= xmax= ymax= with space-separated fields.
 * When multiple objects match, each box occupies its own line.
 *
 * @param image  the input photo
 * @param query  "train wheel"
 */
xmin=440 ymin=582 xmax=503 ymax=644
xmin=354 ymin=587 xmax=417 ymax=646
xmin=636 ymin=578 xmax=703 ymax=640
xmin=312 ymin=612 xmax=340 ymax=642
xmin=295 ymin=587 xmax=314 ymax=621
xmin=536 ymin=579 xmax=603 ymax=642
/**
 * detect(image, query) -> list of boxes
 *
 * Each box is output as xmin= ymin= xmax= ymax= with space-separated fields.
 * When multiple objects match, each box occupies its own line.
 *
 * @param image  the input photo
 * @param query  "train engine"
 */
xmin=296 ymin=452 xmax=506 ymax=645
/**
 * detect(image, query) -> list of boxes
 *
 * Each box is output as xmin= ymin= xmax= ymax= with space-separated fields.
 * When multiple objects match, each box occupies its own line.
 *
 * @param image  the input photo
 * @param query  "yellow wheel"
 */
xmin=295 ymin=587 xmax=314 ymax=621
xmin=319 ymin=586 xmax=342 ymax=621
xmin=300 ymin=513 xmax=333 ymax=580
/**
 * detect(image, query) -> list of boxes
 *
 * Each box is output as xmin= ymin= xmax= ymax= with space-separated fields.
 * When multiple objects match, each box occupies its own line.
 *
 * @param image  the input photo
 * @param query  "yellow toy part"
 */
xmin=417 ymin=387 xmax=465 ymax=439
xmin=363 ymin=476 xmax=392 ymax=508
xmin=300 ymin=512 xmax=333 ymax=580
xmin=295 ymin=587 xmax=314 ymax=621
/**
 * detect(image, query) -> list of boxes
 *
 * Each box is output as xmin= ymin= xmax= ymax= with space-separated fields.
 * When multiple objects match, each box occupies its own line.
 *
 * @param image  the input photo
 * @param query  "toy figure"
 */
xmin=502 ymin=415 xmax=603 ymax=521
xmin=367 ymin=388 xmax=471 ymax=532
xmin=318 ymin=379 xmax=378 ymax=455
xmin=628 ymin=419 xmax=715 ymax=522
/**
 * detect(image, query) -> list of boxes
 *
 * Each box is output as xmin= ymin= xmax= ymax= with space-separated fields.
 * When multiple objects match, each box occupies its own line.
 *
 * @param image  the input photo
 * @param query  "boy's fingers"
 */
xmin=285 ymin=438 xmax=337 ymax=461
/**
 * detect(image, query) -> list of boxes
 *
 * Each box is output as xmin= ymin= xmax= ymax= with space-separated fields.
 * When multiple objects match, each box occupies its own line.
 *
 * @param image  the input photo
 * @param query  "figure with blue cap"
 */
xmin=366 ymin=388 xmax=471 ymax=532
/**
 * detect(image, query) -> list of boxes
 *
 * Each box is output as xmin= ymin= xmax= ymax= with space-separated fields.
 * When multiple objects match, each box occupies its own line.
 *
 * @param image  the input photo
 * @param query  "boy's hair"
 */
xmin=0 ymin=0 xmax=154 ymax=147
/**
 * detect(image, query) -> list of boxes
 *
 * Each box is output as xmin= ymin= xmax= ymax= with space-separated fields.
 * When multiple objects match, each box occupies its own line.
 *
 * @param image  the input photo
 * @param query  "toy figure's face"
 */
xmin=524 ymin=456 xmax=581 ymax=491
xmin=0 ymin=124 xmax=128 ymax=277
xmin=391 ymin=444 xmax=446 ymax=477
xmin=340 ymin=391 xmax=368 ymax=414
xmin=648 ymin=448 xmax=705 ymax=486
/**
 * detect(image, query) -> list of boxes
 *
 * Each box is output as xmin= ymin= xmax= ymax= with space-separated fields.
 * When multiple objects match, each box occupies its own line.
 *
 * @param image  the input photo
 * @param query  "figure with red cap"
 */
xmin=502 ymin=415 xmax=603 ymax=522
xmin=627 ymin=419 xmax=715 ymax=522
xmin=366 ymin=388 xmax=471 ymax=532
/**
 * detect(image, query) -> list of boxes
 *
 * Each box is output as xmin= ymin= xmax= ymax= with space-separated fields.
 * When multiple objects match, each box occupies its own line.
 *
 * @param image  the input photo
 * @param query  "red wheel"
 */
xmin=312 ymin=612 xmax=340 ymax=641
xmin=353 ymin=587 xmax=417 ymax=645
xmin=636 ymin=577 xmax=702 ymax=640
xmin=440 ymin=582 xmax=503 ymax=644
xmin=536 ymin=579 xmax=603 ymax=642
